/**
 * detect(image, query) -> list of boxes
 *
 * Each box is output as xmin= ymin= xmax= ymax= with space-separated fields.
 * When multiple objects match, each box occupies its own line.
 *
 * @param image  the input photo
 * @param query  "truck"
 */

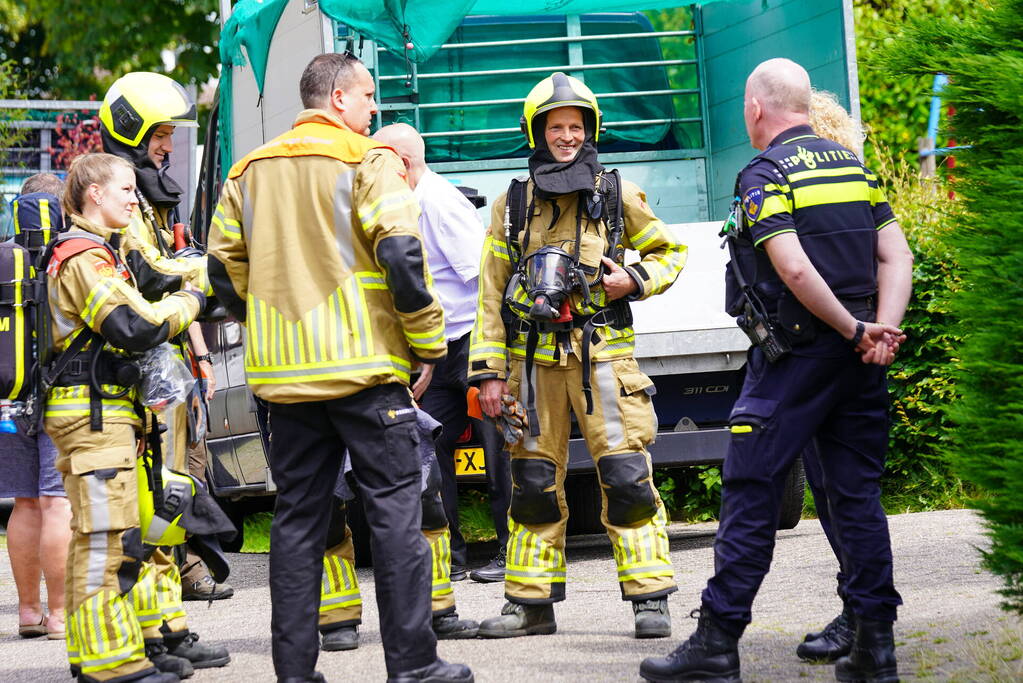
xmin=191 ymin=0 xmax=862 ymax=554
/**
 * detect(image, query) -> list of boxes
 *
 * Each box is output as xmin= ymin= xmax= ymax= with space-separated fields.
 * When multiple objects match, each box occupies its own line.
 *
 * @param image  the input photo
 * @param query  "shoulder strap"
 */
xmin=505 ymin=175 xmax=530 ymax=265
xmin=45 ymin=233 xmax=127 ymax=280
xmin=601 ymin=169 xmax=625 ymax=264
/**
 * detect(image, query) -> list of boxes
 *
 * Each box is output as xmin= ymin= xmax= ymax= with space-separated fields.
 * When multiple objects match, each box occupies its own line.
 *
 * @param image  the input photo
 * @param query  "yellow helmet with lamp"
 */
xmin=520 ymin=72 xmax=602 ymax=149
xmin=137 ymin=456 xmax=196 ymax=547
xmin=99 ymin=72 xmax=198 ymax=149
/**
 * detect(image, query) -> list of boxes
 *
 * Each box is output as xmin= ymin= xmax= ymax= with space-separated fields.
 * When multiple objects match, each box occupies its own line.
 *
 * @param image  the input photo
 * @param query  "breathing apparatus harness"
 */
xmin=502 ymin=170 xmax=632 ymax=434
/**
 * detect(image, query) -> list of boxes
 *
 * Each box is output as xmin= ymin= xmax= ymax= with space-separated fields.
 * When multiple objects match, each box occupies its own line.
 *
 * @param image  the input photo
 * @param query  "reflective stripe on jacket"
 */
xmin=208 ymin=109 xmax=446 ymax=403
xmin=468 ymin=178 xmax=687 ymax=382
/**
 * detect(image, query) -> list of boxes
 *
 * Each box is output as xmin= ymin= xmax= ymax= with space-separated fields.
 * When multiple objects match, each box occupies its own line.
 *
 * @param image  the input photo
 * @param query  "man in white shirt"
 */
xmin=373 ymin=124 xmax=510 ymax=583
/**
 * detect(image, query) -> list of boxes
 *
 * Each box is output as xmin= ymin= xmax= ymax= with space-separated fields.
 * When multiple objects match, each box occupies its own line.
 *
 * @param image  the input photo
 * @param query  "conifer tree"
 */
xmin=880 ymin=0 xmax=1023 ymax=612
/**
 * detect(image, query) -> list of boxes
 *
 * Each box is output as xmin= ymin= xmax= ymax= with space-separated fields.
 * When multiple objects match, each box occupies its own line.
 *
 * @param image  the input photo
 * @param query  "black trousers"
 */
xmin=267 ymin=384 xmax=436 ymax=678
xmin=419 ymin=333 xmax=511 ymax=563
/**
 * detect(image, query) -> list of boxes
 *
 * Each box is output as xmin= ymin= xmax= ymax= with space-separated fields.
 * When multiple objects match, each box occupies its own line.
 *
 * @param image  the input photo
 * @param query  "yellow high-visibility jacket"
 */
xmin=208 ymin=109 xmax=446 ymax=403
xmin=468 ymin=177 xmax=687 ymax=383
xmin=44 ymin=214 xmax=202 ymax=437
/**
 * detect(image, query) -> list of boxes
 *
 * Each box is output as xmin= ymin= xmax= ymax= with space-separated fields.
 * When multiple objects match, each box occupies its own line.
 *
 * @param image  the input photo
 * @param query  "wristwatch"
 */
xmin=848 ymin=321 xmax=865 ymax=348
xmin=194 ymin=353 xmax=213 ymax=363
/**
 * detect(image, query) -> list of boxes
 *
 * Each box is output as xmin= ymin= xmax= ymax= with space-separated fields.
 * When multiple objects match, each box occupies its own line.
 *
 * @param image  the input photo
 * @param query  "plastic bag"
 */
xmin=137 ymin=343 xmax=194 ymax=411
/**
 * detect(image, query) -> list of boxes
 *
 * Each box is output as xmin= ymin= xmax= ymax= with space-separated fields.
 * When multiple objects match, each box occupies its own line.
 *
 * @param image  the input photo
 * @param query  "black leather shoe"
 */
xmin=277 ymin=673 xmax=326 ymax=683
xmin=450 ymin=564 xmax=468 ymax=582
xmin=145 ymin=639 xmax=194 ymax=679
xmin=164 ymin=631 xmax=230 ymax=669
xmin=835 ymin=618 xmax=899 ymax=683
xmin=433 ymin=611 xmax=479 ymax=639
xmin=386 ymin=658 xmax=473 ymax=683
xmin=478 ymin=601 xmax=556 ymax=638
xmin=321 ymin=625 xmax=359 ymax=651
xmin=469 ymin=549 xmax=506 ymax=583
xmin=797 ymin=605 xmax=854 ymax=661
xmin=639 ymin=607 xmax=741 ymax=683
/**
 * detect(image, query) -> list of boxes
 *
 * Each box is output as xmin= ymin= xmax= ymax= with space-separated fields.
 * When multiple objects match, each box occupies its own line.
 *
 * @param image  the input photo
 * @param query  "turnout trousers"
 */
xmin=503 ymin=354 xmax=676 ymax=605
xmin=51 ymin=421 xmax=154 ymax=681
xmin=319 ymin=457 xmax=457 ymax=631
xmin=702 ymin=344 xmax=903 ymax=635
xmin=267 ymin=384 xmax=437 ymax=678
xmin=419 ymin=332 xmax=510 ymax=559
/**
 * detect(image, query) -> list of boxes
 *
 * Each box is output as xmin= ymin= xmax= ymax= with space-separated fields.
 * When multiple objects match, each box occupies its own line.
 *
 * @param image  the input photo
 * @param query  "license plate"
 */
xmin=454 ymin=447 xmax=486 ymax=476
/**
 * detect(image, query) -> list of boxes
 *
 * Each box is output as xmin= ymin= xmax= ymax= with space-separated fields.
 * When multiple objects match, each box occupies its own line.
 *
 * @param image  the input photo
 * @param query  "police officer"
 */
xmin=207 ymin=52 xmax=472 ymax=683
xmin=470 ymin=73 xmax=687 ymax=639
xmin=99 ymin=72 xmax=231 ymax=673
xmin=640 ymin=58 xmax=913 ymax=683
xmin=46 ymin=152 xmax=204 ymax=683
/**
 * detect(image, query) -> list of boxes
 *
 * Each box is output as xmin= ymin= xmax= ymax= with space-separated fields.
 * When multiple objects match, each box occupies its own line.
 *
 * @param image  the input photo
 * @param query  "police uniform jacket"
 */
xmin=44 ymin=214 xmax=203 ymax=440
xmin=735 ymin=124 xmax=895 ymax=323
xmin=468 ymin=177 xmax=686 ymax=383
xmin=208 ymin=109 xmax=447 ymax=404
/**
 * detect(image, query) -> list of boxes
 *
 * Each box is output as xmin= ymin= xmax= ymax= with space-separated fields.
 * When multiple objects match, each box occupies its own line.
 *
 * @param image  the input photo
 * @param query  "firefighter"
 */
xmin=207 ymin=52 xmax=472 ymax=682
xmin=98 ymin=72 xmax=231 ymax=672
xmin=44 ymin=152 xmax=204 ymax=683
xmin=318 ymin=409 xmax=478 ymax=651
xmin=469 ymin=73 xmax=687 ymax=639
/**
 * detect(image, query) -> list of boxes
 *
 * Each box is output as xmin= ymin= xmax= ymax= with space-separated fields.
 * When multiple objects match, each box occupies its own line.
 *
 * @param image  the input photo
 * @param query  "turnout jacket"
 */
xmin=122 ymin=201 xmax=210 ymax=301
xmin=44 ymin=214 xmax=203 ymax=437
xmin=468 ymin=178 xmax=686 ymax=383
xmin=208 ymin=109 xmax=446 ymax=403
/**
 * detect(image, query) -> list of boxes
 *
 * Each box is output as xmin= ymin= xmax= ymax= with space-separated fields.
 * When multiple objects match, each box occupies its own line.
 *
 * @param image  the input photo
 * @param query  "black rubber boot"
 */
xmin=386 ymin=658 xmax=474 ymax=683
xmin=277 ymin=673 xmax=326 ymax=683
xmin=477 ymin=602 xmax=556 ymax=638
xmin=469 ymin=549 xmax=506 ymax=583
xmin=834 ymin=618 xmax=899 ymax=683
xmin=433 ymin=611 xmax=479 ymax=639
xmin=320 ymin=625 xmax=359 ymax=651
xmin=144 ymin=639 xmax=194 ymax=679
xmin=634 ymin=598 xmax=672 ymax=639
xmin=639 ymin=608 xmax=741 ymax=683
xmin=797 ymin=604 xmax=854 ymax=661
xmin=164 ymin=631 xmax=231 ymax=669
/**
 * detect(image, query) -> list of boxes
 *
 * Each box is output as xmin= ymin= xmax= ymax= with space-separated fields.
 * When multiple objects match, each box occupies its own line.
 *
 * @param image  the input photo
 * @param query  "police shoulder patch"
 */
xmin=742 ymin=186 xmax=764 ymax=222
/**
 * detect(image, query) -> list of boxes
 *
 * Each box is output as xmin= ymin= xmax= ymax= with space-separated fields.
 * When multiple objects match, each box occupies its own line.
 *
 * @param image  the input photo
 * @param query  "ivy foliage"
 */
xmin=878 ymin=0 xmax=1023 ymax=613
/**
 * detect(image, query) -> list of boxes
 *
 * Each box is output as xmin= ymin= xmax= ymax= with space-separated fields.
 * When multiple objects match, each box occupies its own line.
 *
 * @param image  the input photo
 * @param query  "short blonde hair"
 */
xmin=809 ymin=89 xmax=863 ymax=157
xmin=62 ymin=153 xmax=134 ymax=216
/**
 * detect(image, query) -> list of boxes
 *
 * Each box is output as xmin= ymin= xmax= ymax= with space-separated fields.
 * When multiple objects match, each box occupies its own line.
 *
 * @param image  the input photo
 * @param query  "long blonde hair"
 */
xmin=809 ymin=89 xmax=863 ymax=159
xmin=62 ymin=153 xmax=134 ymax=217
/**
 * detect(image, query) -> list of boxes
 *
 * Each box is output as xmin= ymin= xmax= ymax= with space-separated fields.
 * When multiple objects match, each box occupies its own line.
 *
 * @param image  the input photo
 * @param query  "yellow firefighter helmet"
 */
xmin=99 ymin=72 xmax=198 ymax=148
xmin=520 ymin=72 xmax=601 ymax=148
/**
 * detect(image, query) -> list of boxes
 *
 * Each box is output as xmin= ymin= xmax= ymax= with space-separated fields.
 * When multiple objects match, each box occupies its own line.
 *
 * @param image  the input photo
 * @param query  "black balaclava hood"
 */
xmin=528 ymin=107 xmax=604 ymax=199
xmin=101 ymin=126 xmax=183 ymax=210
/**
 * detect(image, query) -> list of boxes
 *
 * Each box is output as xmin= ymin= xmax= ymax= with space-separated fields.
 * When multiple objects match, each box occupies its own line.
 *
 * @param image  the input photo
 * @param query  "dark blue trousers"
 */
xmin=702 ymin=343 xmax=902 ymax=636
xmin=803 ymin=439 xmax=848 ymax=602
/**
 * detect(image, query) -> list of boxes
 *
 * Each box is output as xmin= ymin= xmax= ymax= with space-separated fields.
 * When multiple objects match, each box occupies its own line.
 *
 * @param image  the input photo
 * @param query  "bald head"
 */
xmin=373 ymin=123 xmax=425 ymax=164
xmin=743 ymin=58 xmax=812 ymax=150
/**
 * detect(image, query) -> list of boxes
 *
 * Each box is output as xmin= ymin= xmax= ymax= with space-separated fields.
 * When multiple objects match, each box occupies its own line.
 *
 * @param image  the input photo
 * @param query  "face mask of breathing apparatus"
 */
xmin=519 ymin=245 xmax=591 ymax=325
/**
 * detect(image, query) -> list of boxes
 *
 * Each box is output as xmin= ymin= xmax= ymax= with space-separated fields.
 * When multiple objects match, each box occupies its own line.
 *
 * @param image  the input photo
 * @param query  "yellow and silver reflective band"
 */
xmin=612 ymin=507 xmax=673 ymax=583
xmin=131 ymin=563 xmax=163 ymax=631
xmin=155 ymin=563 xmax=186 ymax=625
xmin=45 ymin=385 xmax=137 ymax=420
xmin=488 ymin=235 xmax=511 ymax=262
xmin=6 ymin=247 xmax=26 ymax=399
xmin=358 ymin=189 xmax=418 ymax=231
xmin=320 ymin=554 xmax=362 ymax=613
xmin=429 ymin=530 xmax=453 ymax=598
xmin=80 ymin=279 xmax=118 ymax=326
xmin=212 ymin=204 xmax=242 ymax=240
xmin=505 ymin=521 xmax=566 ymax=585
xmin=68 ymin=590 xmax=146 ymax=674
xmin=406 ymin=324 xmax=445 ymax=353
xmin=246 ymin=354 xmax=412 ymax=385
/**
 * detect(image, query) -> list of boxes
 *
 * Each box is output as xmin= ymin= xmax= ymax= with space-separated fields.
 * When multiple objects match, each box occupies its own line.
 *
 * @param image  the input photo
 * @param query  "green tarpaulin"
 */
xmin=218 ymin=0 xmax=737 ymax=172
